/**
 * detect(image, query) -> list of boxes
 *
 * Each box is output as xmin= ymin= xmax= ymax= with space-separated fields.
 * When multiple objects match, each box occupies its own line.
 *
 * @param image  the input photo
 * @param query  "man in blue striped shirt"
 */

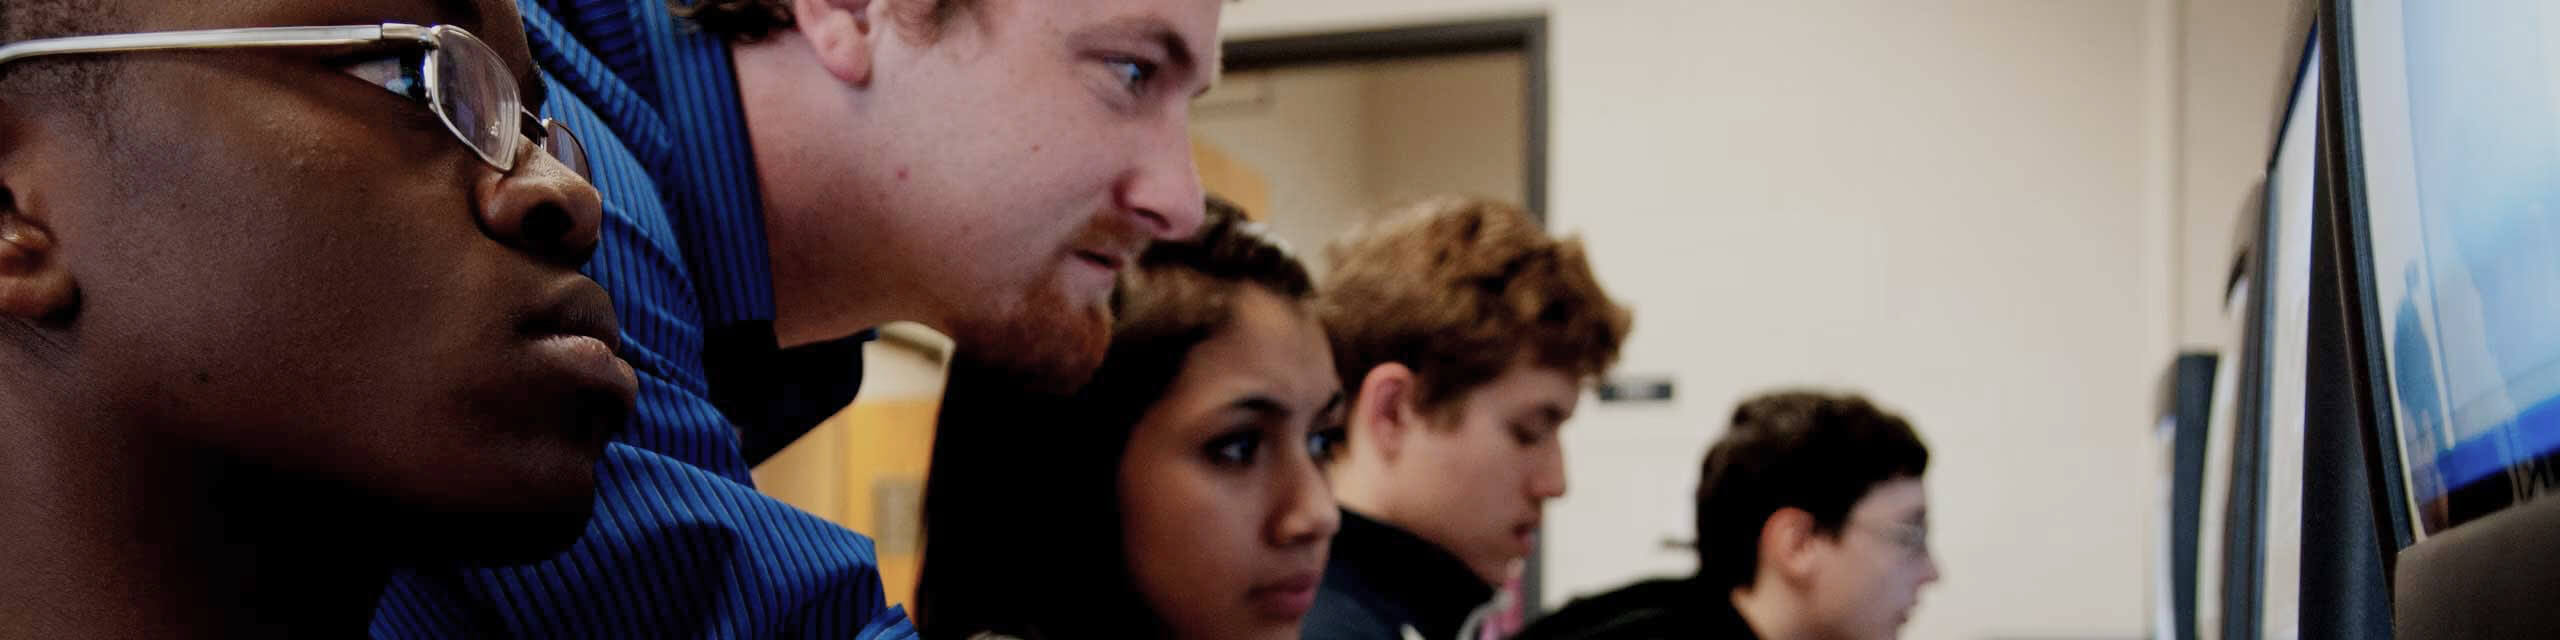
xmin=375 ymin=0 xmax=1222 ymax=636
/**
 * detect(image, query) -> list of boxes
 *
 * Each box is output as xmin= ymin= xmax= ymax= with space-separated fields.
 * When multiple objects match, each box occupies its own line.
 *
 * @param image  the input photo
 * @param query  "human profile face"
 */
xmin=1118 ymin=286 xmax=1344 ymax=640
xmin=1805 ymin=478 xmax=1940 ymax=640
xmin=813 ymin=0 xmax=1222 ymax=388
xmin=1378 ymin=362 xmax=1580 ymax=585
xmin=22 ymin=0 xmax=629 ymax=560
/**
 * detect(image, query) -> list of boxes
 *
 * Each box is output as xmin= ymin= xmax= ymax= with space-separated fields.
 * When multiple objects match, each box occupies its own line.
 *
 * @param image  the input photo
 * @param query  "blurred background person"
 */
xmin=1181 ymin=4 xmax=2322 ymax=636
xmin=1518 ymin=390 xmax=1937 ymax=640
xmin=1305 ymin=196 xmax=1631 ymax=640
xmin=917 ymin=202 xmax=1345 ymax=640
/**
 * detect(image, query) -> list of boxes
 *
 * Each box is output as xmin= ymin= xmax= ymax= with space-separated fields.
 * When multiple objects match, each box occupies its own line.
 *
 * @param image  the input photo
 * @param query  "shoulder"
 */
xmin=1515 ymin=578 xmax=1729 ymax=640
xmin=1303 ymin=580 xmax=1402 ymax=640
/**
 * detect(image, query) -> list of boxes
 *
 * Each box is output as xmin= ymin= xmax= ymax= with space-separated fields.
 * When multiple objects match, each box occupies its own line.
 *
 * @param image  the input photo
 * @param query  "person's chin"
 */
xmin=1235 ymin=621 xmax=1304 ymax=640
xmin=396 ymin=490 xmax=600 ymax=567
xmin=950 ymin=297 xmax=1110 ymax=393
xmin=385 ymin=445 xmax=605 ymax=566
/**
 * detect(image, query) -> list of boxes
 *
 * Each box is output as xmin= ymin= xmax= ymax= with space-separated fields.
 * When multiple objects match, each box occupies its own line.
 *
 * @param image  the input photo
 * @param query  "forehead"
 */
xmin=154 ymin=0 xmax=509 ymax=33
xmin=1457 ymin=364 xmax=1581 ymax=415
xmin=147 ymin=0 xmax=533 ymax=76
xmin=1852 ymin=477 xmax=1928 ymax=518
xmin=1173 ymin=288 xmax=1333 ymax=403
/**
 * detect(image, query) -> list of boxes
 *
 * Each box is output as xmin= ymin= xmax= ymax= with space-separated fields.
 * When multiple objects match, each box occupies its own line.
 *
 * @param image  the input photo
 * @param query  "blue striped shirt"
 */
xmin=371 ymin=2 xmax=915 ymax=637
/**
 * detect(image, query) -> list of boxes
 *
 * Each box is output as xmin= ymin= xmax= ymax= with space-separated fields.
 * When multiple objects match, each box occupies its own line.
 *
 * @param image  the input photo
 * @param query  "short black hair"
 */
xmin=1 ymin=0 xmax=128 ymax=107
xmin=1693 ymin=390 xmax=1929 ymax=591
xmin=915 ymin=199 xmax=1313 ymax=639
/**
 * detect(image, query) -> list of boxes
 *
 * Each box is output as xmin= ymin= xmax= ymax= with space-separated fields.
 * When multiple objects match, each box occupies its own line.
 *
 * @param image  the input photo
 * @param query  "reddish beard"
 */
xmin=943 ymin=211 xmax=1149 ymax=394
xmin=943 ymin=275 xmax=1113 ymax=395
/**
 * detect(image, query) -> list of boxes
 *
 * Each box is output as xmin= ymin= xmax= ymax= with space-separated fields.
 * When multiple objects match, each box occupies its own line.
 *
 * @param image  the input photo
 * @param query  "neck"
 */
xmin=1326 ymin=450 xmax=1397 ymax=527
xmin=0 ymin=407 xmax=388 ymax=638
xmin=1732 ymin=582 xmax=1814 ymax=640
xmin=763 ymin=216 xmax=913 ymax=348
xmin=733 ymin=34 xmax=925 ymax=348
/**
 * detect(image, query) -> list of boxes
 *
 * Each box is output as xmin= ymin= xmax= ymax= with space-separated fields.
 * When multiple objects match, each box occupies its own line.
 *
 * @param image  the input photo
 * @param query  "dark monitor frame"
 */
xmin=2216 ymin=153 xmax=2274 ymax=640
xmin=2303 ymin=0 xmax=2419 ymax=637
xmin=2160 ymin=351 xmax=2221 ymax=640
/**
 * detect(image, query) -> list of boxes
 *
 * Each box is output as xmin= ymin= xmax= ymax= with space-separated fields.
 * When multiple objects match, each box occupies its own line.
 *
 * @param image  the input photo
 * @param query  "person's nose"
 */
xmin=1116 ymin=119 xmax=1207 ymax=240
xmin=1528 ymin=441 xmax=1569 ymax=501
xmin=1269 ymin=454 xmax=1343 ymax=548
xmin=475 ymin=141 xmax=604 ymax=268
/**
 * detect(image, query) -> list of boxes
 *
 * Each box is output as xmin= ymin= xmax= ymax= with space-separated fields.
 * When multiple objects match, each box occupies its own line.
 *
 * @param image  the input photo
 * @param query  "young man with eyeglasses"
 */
xmin=0 ymin=0 xmax=630 ymax=636
xmin=373 ymin=0 xmax=1223 ymax=636
xmin=1516 ymin=391 xmax=1940 ymax=640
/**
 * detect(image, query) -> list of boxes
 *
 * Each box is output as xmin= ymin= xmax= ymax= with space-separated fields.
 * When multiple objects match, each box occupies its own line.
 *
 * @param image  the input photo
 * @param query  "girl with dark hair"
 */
xmin=918 ymin=202 xmax=1348 ymax=640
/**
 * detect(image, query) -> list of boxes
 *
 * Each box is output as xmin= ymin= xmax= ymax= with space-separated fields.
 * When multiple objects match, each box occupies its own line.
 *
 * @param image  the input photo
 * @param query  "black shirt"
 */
xmin=1512 ymin=577 xmax=1760 ymax=640
xmin=1303 ymin=509 xmax=1497 ymax=640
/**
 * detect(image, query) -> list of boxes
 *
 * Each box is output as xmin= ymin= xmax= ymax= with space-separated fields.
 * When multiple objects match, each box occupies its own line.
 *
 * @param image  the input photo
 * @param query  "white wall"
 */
xmin=1192 ymin=53 xmax=1527 ymax=274
xmin=1191 ymin=66 xmax=1378 ymax=265
xmin=2175 ymin=0 xmax=2318 ymax=349
xmin=1218 ymin=3 xmax=2227 ymax=639
xmin=1364 ymin=53 xmax=1529 ymax=208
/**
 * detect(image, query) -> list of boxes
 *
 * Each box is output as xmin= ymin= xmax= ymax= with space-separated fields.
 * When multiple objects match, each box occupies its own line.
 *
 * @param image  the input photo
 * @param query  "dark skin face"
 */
xmin=0 ymin=0 xmax=625 ymax=573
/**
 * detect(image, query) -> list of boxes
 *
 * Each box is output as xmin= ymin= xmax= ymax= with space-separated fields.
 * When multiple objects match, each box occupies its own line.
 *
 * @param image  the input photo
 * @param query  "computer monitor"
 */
xmin=2323 ymin=0 xmax=2560 ymax=636
xmin=2340 ymin=0 xmax=2560 ymax=539
xmin=2253 ymin=35 xmax=2321 ymax=640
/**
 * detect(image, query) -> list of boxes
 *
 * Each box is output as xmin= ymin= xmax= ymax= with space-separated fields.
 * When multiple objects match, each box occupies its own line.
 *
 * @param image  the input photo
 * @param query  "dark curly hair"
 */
xmin=0 ymin=0 xmax=131 ymax=110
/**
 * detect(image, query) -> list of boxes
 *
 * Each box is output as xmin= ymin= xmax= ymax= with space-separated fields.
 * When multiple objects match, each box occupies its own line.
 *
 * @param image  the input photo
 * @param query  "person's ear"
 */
xmin=0 ymin=190 xmax=76 ymax=321
xmin=1353 ymin=363 xmax=1421 ymax=462
xmin=790 ymin=0 xmax=880 ymax=86
xmin=1759 ymin=507 xmax=1823 ymax=585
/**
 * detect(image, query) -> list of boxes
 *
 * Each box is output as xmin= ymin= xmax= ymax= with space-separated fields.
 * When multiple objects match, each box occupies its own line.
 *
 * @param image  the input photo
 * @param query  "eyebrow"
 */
xmin=433 ymin=0 xmax=485 ymax=33
xmin=1072 ymin=16 xmax=1212 ymax=97
xmin=1228 ymin=395 xmax=1288 ymax=421
xmin=1529 ymin=404 xmax=1568 ymax=427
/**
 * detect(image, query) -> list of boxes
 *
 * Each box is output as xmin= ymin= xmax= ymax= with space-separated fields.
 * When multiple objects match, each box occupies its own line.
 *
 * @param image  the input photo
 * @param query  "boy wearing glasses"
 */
xmin=1516 ymin=391 xmax=1940 ymax=640
xmin=0 ymin=0 xmax=628 ymax=637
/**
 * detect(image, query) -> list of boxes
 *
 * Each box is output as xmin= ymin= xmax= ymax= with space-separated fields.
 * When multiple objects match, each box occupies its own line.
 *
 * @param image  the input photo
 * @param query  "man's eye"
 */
xmin=1105 ymin=57 xmax=1157 ymax=95
xmin=1511 ymin=424 xmax=1544 ymax=446
xmin=341 ymin=53 xmax=427 ymax=102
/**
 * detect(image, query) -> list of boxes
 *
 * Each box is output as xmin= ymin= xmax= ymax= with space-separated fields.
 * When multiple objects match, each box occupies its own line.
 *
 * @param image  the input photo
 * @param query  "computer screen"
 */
xmin=2255 ymin=38 xmax=2320 ymax=640
xmin=2347 ymin=0 xmax=2560 ymax=538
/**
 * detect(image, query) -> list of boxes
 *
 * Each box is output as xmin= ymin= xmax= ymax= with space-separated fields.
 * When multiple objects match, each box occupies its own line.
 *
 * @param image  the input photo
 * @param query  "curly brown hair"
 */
xmin=1318 ymin=196 xmax=1631 ymax=417
xmin=673 ymin=0 xmax=975 ymax=43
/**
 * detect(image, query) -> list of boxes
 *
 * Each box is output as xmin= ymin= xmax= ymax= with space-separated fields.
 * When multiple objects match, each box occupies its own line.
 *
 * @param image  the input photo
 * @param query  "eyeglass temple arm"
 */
xmin=0 ymin=24 xmax=426 ymax=67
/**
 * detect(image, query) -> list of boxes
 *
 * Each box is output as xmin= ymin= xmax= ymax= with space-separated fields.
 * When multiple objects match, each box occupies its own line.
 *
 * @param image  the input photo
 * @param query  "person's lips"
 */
xmin=1063 ymin=246 xmax=1139 ymax=303
xmin=521 ymin=281 xmax=639 ymax=440
xmin=1249 ymin=571 xmax=1322 ymax=619
xmin=1074 ymin=248 xmax=1129 ymax=271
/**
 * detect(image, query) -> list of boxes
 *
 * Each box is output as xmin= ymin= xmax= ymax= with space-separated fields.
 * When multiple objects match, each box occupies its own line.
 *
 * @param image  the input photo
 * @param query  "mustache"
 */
xmin=1068 ymin=210 xmax=1157 ymax=268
